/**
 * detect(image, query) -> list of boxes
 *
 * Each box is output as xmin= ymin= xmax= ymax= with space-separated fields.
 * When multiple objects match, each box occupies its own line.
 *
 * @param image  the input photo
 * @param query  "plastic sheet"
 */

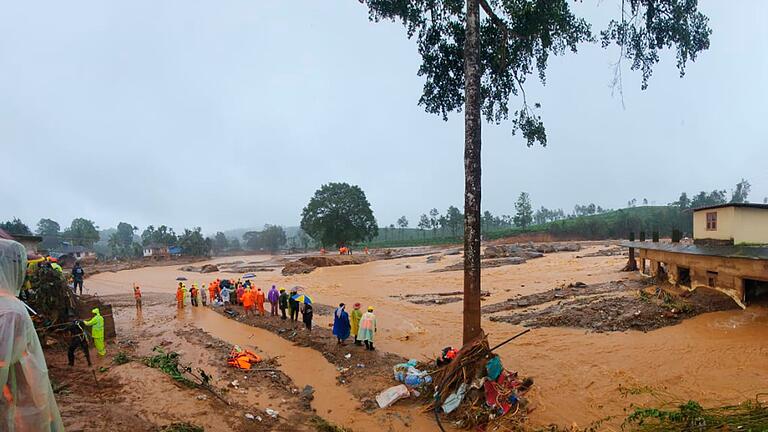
xmin=0 ymin=239 xmax=64 ymax=431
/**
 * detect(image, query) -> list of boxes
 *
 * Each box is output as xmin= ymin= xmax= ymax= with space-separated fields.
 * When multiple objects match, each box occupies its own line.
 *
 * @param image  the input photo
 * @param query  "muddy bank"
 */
xmin=392 ymin=290 xmax=491 ymax=306
xmin=85 ymin=256 xmax=208 ymax=278
xmin=490 ymin=286 xmax=741 ymax=332
xmin=50 ymin=302 xmax=312 ymax=431
xmin=282 ymin=255 xmax=375 ymax=275
xmin=482 ymin=280 xmax=636 ymax=314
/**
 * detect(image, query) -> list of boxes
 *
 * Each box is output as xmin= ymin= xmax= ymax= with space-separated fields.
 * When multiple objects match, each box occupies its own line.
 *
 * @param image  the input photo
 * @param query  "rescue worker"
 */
xmin=357 ymin=306 xmax=377 ymax=351
xmin=133 ymin=283 xmax=142 ymax=313
xmin=66 ymin=317 xmax=92 ymax=367
xmin=332 ymin=303 xmax=350 ymax=344
xmin=255 ymin=287 xmax=266 ymax=316
xmin=176 ymin=283 xmax=185 ymax=309
xmin=301 ymin=302 xmax=313 ymax=331
xmin=83 ymin=307 xmax=106 ymax=356
xmin=208 ymin=282 xmax=217 ymax=304
xmin=236 ymin=283 xmax=245 ymax=306
xmin=267 ymin=285 xmax=279 ymax=316
xmin=190 ymin=284 xmax=198 ymax=307
xmin=241 ymin=287 xmax=255 ymax=317
xmin=278 ymin=288 xmax=289 ymax=319
xmin=72 ymin=261 xmax=85 ymax=294
xmin=0 ymin=239 xmax=64 ymax=431
xmin=350 ymin=303 xmax=363 ymax=346
xmin=288 ymin=289 xmax=299 ymax=322
xmin=201 ymin=283 xmax=208 ymax=306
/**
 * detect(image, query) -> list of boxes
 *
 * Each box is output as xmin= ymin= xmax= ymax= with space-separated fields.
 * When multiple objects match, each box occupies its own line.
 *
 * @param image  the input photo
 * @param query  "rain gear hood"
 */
xmin=0 ymin=239 xmax=64 ymax=431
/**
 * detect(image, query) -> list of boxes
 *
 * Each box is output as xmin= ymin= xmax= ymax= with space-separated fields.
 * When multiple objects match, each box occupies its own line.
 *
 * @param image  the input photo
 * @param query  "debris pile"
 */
xmin=376 ymin=331 xmax=533 ymax=430
xmin=425 ymin=333 xmax=533 ymax=429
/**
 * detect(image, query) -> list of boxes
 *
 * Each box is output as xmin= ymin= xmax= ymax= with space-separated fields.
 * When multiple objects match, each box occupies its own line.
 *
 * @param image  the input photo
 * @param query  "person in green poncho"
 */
xmin=350 ymin=303 xmax=363 ymax=346
xmin=83 ymin=307 xmax=105 ymax=356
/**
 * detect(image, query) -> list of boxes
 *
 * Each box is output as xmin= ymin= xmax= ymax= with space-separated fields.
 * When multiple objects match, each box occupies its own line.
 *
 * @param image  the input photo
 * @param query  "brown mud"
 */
xmin=76 ymin=243 xmax=768 ymax=429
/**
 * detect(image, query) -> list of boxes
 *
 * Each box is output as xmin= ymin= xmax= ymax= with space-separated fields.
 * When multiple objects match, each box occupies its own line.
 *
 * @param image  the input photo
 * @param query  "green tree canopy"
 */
xmin=361 ymin=0 xmax=711 ymax=343
xmin=108 ymin=222 xmax=139 ymax=258
xmin=178 ymin=227 xmax=209 ymax=257
xmin=141 ymin=225 xmax=177 ymax=247
xmin=65 ymin=218 xmax=100 ymax=247
xmin=300 ymin=182 xmax=378 ymax=247
xmin=36 ymin=218 xmax=61 ymax=236
xmin=514 ymin=192 xmax=533 ymax=227
xmin=0 ymin=218 xmax=32 ymax=236
xmin=211 ymin=232 xmax=229 ymax=253
xmin=244 ymin=225 xmax=287 ymax=252
xmin=730 ymin=178 xmax=751 ymax=204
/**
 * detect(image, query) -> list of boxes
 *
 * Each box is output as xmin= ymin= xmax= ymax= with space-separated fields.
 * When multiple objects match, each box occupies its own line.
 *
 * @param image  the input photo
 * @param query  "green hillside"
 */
xmin=364 ymin=206 xmax=690 ymax=248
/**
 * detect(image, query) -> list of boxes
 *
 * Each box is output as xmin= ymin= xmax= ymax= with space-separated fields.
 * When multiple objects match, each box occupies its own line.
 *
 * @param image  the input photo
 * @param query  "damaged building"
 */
xmin=622 ymin=203 xmax=768 ymax=307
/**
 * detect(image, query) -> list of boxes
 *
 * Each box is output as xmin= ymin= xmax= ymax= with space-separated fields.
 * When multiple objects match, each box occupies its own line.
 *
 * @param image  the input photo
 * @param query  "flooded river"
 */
xmin=90 ymin=247 xmax=768 ymax=429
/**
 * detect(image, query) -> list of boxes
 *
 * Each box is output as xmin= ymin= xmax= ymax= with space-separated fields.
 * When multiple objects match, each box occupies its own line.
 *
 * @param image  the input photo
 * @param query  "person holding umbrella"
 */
xmin=288 ymin=288 xmax=299 ymax=322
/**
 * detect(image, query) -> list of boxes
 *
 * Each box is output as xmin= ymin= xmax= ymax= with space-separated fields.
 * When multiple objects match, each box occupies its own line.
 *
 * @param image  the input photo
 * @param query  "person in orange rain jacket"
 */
xmin=255 ymin=287 xmax=266 ymax=316
xmin=208 ymin=283 xmax=216 ymax=304
xmin=241 ymin=288 xmax=255 ymax=317
xmin=176 ymin=283 xmax=184 ymax=309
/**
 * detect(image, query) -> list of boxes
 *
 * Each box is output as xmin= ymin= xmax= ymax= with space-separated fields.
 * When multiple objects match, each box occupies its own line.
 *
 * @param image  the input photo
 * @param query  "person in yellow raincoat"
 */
xmin=83 ymin=307 xmax=106 ymax=356
xmin=0 ymin=239 xmax=64 ymax=431
xmin=350 ymin=303 xmax=363 ymax=346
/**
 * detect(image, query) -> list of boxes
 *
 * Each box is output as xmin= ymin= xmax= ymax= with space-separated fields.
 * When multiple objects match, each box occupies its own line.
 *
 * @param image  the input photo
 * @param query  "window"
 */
xmin=707 ymin=271 xmax=718 ymax=288
xmin=706 ymin=212 xmax=717 ymax=231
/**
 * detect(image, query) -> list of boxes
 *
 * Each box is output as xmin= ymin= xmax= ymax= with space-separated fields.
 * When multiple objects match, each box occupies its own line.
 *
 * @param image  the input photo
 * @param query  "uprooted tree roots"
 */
xmin=425 ymin=332 xmax=533 ymax=430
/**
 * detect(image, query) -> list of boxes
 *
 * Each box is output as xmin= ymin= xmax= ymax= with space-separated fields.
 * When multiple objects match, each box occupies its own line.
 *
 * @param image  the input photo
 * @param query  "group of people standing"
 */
xmin=173 ymin=279 xmax=316 ymax=331
xmin=332 ymin=303 xmax=378 ymax=350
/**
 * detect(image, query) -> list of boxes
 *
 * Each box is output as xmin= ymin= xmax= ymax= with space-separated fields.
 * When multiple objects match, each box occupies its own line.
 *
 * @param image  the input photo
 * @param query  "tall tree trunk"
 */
xmin=462 ymin=0 xmax=482 ymax=344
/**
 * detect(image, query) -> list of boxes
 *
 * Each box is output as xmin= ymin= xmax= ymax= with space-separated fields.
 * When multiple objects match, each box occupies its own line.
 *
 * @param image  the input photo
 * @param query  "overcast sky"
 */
xmin=2 ymin=1 xmax=766 ymax=234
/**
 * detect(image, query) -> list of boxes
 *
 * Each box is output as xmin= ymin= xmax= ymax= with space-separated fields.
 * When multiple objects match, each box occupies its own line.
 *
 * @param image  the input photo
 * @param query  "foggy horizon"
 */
xmin=2 ymin=1 xmax=766 ymax=234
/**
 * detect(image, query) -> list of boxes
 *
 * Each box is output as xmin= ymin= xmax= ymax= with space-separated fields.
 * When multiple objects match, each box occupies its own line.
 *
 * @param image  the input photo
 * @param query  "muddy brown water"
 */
xmin=184 ymin=307 xmax=435 ymax=430
xmin=89 ymin=248 xmax=768 ymax=429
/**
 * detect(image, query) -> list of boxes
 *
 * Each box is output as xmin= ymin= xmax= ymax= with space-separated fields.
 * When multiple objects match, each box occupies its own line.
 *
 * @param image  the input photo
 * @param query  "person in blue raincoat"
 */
xmin=332 ymin=303 xmax=351 ymax=344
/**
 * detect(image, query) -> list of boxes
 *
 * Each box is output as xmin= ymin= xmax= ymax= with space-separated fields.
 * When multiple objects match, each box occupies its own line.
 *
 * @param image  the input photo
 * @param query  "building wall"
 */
xmin=733 ymin=208 xmax=768 ymax=244
xmin=636 ymin=247 xmax=768 ymax=307
xmin=693 ymin=206 xmax=735 ymax=241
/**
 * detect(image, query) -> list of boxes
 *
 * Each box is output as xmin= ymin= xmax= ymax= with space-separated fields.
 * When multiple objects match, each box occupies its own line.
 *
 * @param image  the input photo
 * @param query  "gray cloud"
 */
xmin=1 ymin=1 xmax=766 ymax=233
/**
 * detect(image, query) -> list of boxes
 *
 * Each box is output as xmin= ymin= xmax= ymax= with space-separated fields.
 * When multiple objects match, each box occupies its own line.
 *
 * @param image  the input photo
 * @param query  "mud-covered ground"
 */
xmin=485 ymin=281 xmax=741 ymax=332
xmin=49 ymin=295 xmax=322 ymax=431
xmin=73 ymin=242 xmax=768 ymax=429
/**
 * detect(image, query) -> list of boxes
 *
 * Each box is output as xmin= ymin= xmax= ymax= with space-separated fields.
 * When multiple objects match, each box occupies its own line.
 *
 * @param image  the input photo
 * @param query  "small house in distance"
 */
xmin=621 ymin=203 xmax=768 ymax=307
xmin=143 ymin=243 xmax=169 ymax=258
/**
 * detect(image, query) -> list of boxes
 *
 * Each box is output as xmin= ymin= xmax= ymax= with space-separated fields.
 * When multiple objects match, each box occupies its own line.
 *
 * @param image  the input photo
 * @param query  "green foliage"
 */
xmin=690 ymin=190 xmax=727 ymax=209
xmin=143 ymin=347 xmax=196 ymax=387
xmin=65 ymin=218 xmax=100 ymax=247
xmin=362 ymin=0 xmax=710 ymax=146
xmin=108 ymin=222 xmax=139 ymax=259
xmin=141 ymin=225 xmax=178 ymax=247
xmin=158 ymin=423 xmax=204 ymax=432
xmin=624 ymin=398 xmax=768 ymax=431
xmin=444 ymin=206 xmax=463 ymax=237
xmin=513 ymin=192 xmax=533 ymax=228
xmin=36 ymin=218 xmax=60 ymax=236
xmin=0 ymin=218 xmax=32 ymax=236
xmin=730 ymin=178 xmax=751 ymax=204
xmin=177 ymin=227 xmax=209 ymax=257
xmin=600 ymin=0 xmax=712 ymax=90
xmin=244 ymin=225 xmax=287 ymax=252
xmin=210 ymin=232 xmax=229 ymax=254
xmin=113 ymin=352 xmax=131 ymax=365
xmin=309 ymin=416 xmax=352 ymax=432
xmin=300 ymin=182 xmax=378 ymax=247
xmin=24 ymin=265 xmax=76 ymax=324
